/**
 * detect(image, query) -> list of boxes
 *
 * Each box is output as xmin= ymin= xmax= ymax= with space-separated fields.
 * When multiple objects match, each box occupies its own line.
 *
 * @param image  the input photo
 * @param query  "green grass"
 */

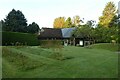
xmin=2 ymin=43 xmax=118 ymax=78
xmin=90 ymin=43 xmax=119 ymax=52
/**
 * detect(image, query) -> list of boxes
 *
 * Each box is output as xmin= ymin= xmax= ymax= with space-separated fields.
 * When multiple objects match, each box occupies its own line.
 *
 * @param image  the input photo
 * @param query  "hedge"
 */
xmin=2 ymin=31 xmax=39 ymax=46
xmin=40 ymin=40 xmax=63 ymax=48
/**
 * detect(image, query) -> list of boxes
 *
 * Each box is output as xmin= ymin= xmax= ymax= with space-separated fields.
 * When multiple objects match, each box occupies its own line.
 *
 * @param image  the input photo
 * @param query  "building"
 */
xmin=38 ymin=27 xmax=91 ymax=47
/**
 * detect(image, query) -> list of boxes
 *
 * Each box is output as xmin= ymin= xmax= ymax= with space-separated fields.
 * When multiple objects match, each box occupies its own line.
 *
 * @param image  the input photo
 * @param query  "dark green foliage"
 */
xmin=3 ymin=9 xmax=27 ymax=32
xmin=72 ymin=24 xmax=95 ymax=41
xmin=40 ymin=40 xmax=63 ymax=48
xmin=94 ymin=25 xmax=118 ymax=43
xmin=2 ymin=9 xmax=40 ymax=33
xmin=72 ymin=19 xmax=118 ymax=43
xmin=27 ymin=22 xmax=40 ymax=33
xmin=2 ymin=31 xmax=39 ymax=46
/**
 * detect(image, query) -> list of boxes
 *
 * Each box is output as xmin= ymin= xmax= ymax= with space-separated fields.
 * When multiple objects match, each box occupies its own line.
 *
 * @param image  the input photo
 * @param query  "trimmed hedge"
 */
xmin=40 ymin=40 xmax=63 ymax=48
xmin=2 ymin=31 xmax=39 ymax=46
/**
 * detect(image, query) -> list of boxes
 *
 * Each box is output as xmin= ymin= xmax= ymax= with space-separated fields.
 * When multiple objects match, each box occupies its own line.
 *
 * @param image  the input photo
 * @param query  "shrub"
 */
xmin=40 ymin=40 xmax=63 ymax=48
xmin=2 ymin=31 xmax=39 ymax=46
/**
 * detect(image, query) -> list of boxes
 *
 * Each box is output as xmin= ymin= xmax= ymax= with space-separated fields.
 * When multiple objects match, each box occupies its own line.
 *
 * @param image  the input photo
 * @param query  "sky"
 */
xmin=0 ymin=0 xmax=119 ymax=28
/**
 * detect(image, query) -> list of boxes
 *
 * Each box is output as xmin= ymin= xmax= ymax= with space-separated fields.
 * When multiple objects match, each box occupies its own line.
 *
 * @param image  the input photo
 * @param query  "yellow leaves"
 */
xmin=98 ymin=1 xmax=117 ymax=28
xmin=53 ymin=17 xmax=65 ymax=28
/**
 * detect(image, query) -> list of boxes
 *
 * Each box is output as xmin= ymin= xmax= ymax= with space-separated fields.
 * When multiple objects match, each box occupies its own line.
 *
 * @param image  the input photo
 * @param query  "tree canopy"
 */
xmin=53 ymin=16 xmax=82 ymax=28
xmin=98 ymin=2 xmax=117 ymax=28
xmin=27 ymin=22 xmax=40 ymax=33
xmin=2 ymin=9 xmax=40 ymax=34
xmin=53 ymin=17 xmax=65 ymax=28
xmin=3 ymin=9 xmax=27 ymax=32
xmin=72 ymin=15 xmax=81 ymax=26
xmin=72 ymin=21 xmax=95 ymax=40
xmin=64 ymin=17 xmax=73 ymax=28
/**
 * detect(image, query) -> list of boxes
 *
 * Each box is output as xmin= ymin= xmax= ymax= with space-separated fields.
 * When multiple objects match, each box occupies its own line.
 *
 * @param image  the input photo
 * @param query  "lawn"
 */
xmin=2 ymin=43 xmax=118 ymax=78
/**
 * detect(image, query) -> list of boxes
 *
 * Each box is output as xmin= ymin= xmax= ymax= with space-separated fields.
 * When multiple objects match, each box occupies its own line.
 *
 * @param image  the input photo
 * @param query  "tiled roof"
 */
xmin=38 ymin=27 xmax=76 ymax=39
xmin=38 ymin=28 xmax=62 ymax=38
xmin=61 ymin=27 xmax=76 ymax=38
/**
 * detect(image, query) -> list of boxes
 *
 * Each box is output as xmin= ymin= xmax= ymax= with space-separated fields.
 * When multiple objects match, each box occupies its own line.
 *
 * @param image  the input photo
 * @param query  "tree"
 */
xmin=72 ymin=15 xmax=82 ymax=26
xmin=98 ymin=2 xmax=117 ymax=28
xmin=27 ymin=22 xmax=40 ymax=33
xmin=53 ymin=17 xmax=65 ymax=28
xmin=94 ymin=25 xmax=119 ymax=43
xmin=72 ymin=23 xmax=94 ymax=40
xmin=86 ymin=20 xmax=96 ymax=27
xmin=64 ymin=17 xmax=72 ymax=28
xmin=3 ymin=9 xmax=27 ymax=32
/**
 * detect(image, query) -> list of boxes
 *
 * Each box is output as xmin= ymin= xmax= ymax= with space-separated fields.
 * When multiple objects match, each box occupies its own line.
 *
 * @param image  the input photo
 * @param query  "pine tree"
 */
xmin=3 ymin=9 xmax=27 ymax=32
xmin=27 ymin=22 xmax=40 ymax=33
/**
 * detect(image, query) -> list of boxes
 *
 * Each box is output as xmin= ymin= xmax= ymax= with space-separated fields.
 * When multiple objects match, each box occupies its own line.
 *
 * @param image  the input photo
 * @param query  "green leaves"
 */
xmin=64 ymin=17 xmax=72 ymax=28
xmin=2 ymin=9 xmax=40 ymax=34
xmin=72 ymin=24 xmax=94 ymax=39
xmin=3 ymin=9 xmax=27 ymax=32
xmin=27 ymin=22 xmax=40 ymax=33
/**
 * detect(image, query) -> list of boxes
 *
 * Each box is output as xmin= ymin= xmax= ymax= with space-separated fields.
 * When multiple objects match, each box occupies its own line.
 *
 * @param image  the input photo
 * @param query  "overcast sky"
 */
xmin=0 ymin=0 xmax=119 ymax=28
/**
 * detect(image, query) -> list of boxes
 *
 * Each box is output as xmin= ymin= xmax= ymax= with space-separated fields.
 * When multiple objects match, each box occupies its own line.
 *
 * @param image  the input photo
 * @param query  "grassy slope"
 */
xmin=90 ymin=43 xmax=119 ymax=52
xmin=2 ymin=44 xmax=118 ymax=78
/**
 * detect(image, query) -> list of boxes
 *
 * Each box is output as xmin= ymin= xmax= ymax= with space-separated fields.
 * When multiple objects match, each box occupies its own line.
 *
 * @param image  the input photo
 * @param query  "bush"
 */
xmin=40 ymin=40 xmax=63 ymax=48
xmin=2 ymin=31 xmax=39 ymax=46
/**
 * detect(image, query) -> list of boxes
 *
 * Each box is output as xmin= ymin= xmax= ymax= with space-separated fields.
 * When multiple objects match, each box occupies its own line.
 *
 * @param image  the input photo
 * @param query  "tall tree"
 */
xmin=27 ymin=22 xmax=40 ymax=33
xmin=3 ymin=9 xmax=27 ymax=32
xmin=98 ymin=2 xmax=117 ymax=28
xmin=53 ymin=17 xmax=65 ymax=28
xmin=64 ymin=17 xmax=72 ymax=28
